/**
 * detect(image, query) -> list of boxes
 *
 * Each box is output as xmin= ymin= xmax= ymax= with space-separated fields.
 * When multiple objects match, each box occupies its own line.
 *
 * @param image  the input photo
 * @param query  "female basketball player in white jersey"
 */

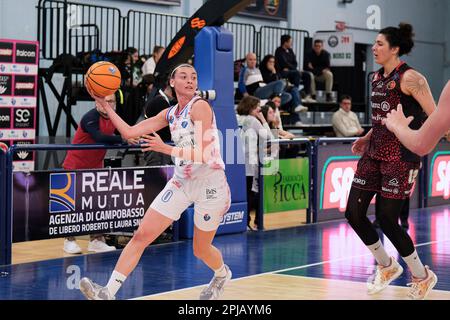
xmin=79 ymin=63 xmax=232 ymax=300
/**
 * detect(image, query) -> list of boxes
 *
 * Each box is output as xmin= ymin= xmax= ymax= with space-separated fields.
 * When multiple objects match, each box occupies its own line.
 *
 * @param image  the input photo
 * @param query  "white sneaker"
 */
xmin=294 ymin=105 xmax=308 ymax=113
xmin=88 ymin=239 xmax=116 ymax=253
xmin=294 ymin=121 xmax=303 ymax=126
xmin=63 ymin=239 xmax=82 ymax=254
xmin=199 ymin=265 xmax=232 ymax=300
xmin=79 ymin=277 xmax=115 ymax=300
xmin=367 ymin=257 xmax=403 ymax=295
xmin=303 ymin=95 xmax=317 ymax=103
xmin=407 ymin=266 xmax=438 ymax=300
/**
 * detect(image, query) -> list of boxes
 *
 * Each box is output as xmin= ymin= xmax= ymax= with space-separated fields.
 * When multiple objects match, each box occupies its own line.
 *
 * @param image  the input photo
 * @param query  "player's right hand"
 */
xmin=351 ymin=137 xmax=368 ymax=156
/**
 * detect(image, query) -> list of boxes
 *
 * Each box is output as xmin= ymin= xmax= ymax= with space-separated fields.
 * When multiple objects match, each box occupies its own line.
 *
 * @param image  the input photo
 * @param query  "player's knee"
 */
xmin=133 ymin=228 xmax=155 ymax=247
xmin=193 ymin=242 xmax=210 ymax=259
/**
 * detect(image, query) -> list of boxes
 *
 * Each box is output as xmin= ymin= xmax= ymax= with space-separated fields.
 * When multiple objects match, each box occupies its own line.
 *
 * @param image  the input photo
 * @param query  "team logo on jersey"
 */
xmin=49 ymin=173 xmax=76 ymax=213
xmin=387 ymin=81 xmax=396 ymax=90
xmin=203 ymin=214 xmax=211 ymax=221
xmin=388 ymin=178 xmax=399 ymax=186
xmin=181 ymin=121 xmax=188 ymax=128
xmin=381 ymin=101 xmax=390 ymax=112
xmin=169 ymin=115 xmax=174 ymax=124
xmin=161 ymin=190 xmax=173 ymax=203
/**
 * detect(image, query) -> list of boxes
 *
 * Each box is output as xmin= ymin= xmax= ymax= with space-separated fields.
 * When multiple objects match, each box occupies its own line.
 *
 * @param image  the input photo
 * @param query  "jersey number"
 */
xmin=408 ymin=169 xmax=419 ymax=184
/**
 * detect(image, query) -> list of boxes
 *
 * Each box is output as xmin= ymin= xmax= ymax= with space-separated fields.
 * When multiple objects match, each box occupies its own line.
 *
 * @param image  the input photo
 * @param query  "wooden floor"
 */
xmin=249 ymin=209 xmax=306 ymax=230
xmin=138 ymin=273 xmax=450 ymax=300
xmin=12 ymin=237 xmax=96 ymax=264
xmin=13 ymin=211 xmax=306 ymax=264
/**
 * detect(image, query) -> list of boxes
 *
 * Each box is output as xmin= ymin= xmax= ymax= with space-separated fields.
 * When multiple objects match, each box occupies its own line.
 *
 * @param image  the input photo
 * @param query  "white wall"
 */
xmin=1 ymin=0 xmax=448 ymax=136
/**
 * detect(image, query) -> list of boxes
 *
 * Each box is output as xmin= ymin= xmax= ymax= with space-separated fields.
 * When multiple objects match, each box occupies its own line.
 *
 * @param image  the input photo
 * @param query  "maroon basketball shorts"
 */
xmin=352 ymin=154 xmax=420 ymax=200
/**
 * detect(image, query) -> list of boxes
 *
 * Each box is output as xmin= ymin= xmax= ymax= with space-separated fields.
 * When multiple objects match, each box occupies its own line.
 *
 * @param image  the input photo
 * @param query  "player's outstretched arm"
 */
xmin=93 ymin=94 xmax=168 ymax=140
xmin=384 ymin=81 xmax=450 ymax=155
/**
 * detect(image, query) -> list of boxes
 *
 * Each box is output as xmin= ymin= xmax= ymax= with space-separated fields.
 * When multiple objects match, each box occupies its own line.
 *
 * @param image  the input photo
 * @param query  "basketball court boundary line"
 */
xmin=132 ymin=237 xmax=450 ymax=299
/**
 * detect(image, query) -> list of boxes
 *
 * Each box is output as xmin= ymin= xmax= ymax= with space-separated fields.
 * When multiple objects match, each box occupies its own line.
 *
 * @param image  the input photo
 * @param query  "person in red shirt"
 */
xmin=62 ymin=92 xmax=137 ymax=254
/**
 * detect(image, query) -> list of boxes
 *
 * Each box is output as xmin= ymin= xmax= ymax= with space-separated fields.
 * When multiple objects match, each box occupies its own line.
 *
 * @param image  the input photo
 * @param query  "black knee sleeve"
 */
xmin=345 ymin=187 xmax=379 ymax=245
xmin=377 ymin=196 xmax=414 ymax=256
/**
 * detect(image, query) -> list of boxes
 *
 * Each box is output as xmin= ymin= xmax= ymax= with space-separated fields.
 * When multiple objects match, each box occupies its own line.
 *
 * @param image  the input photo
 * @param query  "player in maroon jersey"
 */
xmin=345 ymin=23 xmax=438 ymax=300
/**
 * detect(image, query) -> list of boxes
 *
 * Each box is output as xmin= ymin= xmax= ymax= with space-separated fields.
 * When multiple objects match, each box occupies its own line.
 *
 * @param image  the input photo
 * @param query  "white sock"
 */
xmin=402 ymin=250 xmax=427 ymax=279
xmin=214 ymin=264 xmax=227 ymax=278
xmin=106 ymin=270 xmax=127 ymax=296
xmin=367 ymin=240 xmax=391 ymax=267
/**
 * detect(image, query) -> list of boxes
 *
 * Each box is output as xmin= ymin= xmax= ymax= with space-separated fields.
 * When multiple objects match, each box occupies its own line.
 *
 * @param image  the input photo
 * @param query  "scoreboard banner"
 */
xmin=0 ymin=39 xmax=39 ymax=172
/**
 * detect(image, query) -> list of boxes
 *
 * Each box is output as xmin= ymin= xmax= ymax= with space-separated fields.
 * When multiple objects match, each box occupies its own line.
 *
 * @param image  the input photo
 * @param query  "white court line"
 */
xmin=133 ymin=237 xmax=450 ymax=299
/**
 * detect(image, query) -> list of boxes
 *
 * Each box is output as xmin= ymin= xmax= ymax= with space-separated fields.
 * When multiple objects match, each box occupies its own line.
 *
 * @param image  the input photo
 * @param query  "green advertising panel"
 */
xmin=263 ymin=158 xmax=309 ymax=214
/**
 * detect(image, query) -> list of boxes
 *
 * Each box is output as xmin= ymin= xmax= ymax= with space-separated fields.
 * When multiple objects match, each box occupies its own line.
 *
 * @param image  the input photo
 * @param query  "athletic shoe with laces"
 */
xmin=367 ymin=257 xmax=403 ymax=295
xmin=199 ymin=265 xmax=232 ymax=300
xmin=407 ymin=266 xmax=437 ymax=300
xmin=79 ymin=277 xmax=115 ymax=300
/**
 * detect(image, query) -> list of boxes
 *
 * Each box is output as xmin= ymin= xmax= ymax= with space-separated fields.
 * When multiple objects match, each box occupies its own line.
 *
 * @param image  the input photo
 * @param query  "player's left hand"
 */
xmin=140 ymin=132 xmax=170 ymax=154
xmin=382 ymin=104 xmax=414 ymax=133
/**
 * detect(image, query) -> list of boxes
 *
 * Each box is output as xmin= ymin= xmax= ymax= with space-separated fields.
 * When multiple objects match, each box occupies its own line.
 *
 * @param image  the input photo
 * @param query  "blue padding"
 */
xmin=217 ymin=29 xmax=233 ymax=51
xmin=194 ymin=27 xmax=247 ymax=204
xmin=178 ymin=202 xmax=248 ymax=239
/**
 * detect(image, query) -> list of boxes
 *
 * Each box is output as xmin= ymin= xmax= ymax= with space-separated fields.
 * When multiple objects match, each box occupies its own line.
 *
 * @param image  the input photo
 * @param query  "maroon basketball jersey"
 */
xmin=368 ymin=62 xmax=426 ymax=162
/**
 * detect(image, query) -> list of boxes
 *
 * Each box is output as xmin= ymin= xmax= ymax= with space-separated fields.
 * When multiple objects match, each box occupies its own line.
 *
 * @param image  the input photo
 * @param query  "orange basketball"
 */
xmin=85 ymin=61 xmax=121 ymax=97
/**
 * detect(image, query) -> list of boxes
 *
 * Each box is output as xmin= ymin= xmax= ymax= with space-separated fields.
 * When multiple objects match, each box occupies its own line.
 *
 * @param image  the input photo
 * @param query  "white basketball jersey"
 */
xmin=166 ymin=95 xmax=224 ymax=179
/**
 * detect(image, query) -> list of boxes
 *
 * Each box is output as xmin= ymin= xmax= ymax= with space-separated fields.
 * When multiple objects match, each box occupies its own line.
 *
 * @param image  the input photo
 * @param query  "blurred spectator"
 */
xmin=142 ymin=46 xmax=165 ymax=76
xmin=260 ymin=54 xmax=306 ymax=113
xmin=236 ymin=96 xmax=275 ymax=230
xmin=238 ymin=52 xmax=292 ymax=106
xmin=261 ymin=103 xmax=299 ymax=159
xmin=122 ymin=74 xmax=156 ymax=126
xmin=62 ymin=92 xmax=138 ymax=254
xmin=305 ymin=39 xmax=334 ymax=102
xmin=275 ymin=34 xmax=316 ymax=103
xmin=332 ymin=95 xmax=364 ymax=137
xmin=270 ymin=93 xmax=303 ymax=126
xmin=136 ymin=81 xmax=175 ymax=166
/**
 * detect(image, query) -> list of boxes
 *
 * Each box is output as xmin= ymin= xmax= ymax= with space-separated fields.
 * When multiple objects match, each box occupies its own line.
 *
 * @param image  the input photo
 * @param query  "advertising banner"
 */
xmin=313 ymin=32 xmax=354 ymax=67
xmin=263 ymin=158 xmax=309 ymax=214
xmin=12 ymin=167 xmax=171 ymax=242
xmin=427 ymin=140 xmax=450 ymax=207
xmin=316 ymin=143 xmax=421 ymax=222
xmin=0 ymin=39 xmax=39 ymax=172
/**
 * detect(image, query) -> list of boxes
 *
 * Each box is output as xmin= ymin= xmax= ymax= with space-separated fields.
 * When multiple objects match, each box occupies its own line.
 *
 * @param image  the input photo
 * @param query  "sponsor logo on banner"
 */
xmin=12 ymin=161 xmax=35 ymax=172
xmin=263 ymin=158 xmax=309 ymax=213
xmin=13 ymin=108 xmax=34 ymax=128
xmin=0 ymin=108 xmax=11 ymax=128
xmin=0 ymin=97 xmax=36 ymax=107
xmin=50 ymin=173 xmax=77 ymax=213
xmin=12 ymin=140 xmax=34 ymax=161
xmin=219 ymin=211 xmax=245 ymax=226
xmin=321 ymin=157 xmax=376 ymax=212
xmin=0 ymin=75 xmax=12 ymax=96
xmin=15 ymin=43 xmax=37 ymax=64
xmin=14 ymin=75 xmax=35 ymax=96
xmin=0 ymin=42 xmax=14 ymax=63
xmin=430 ymin=153 xmax=450 ymax=200
xmin=0 ymin=129 xmax=35 ymax=139
xmin=0 ymin=63 xmax=38 ymax=75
